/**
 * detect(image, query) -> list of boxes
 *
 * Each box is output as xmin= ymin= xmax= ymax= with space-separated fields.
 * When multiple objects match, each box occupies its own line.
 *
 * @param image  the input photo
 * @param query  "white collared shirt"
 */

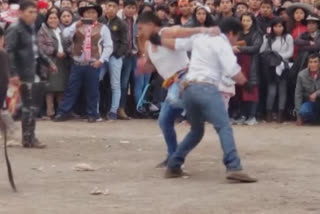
xmin=175 ymin=33 xmax=241 ymax=85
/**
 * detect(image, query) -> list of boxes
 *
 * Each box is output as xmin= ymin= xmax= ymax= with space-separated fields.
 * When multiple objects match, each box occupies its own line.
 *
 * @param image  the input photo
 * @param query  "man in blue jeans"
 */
xmin=137 ymin=11 xmax=219 ymax=167
xmin=54 ymin=3 xmax=113 ymax=123
xmin=295 ymin=53 xmax=320 ymax=125
xmin=156 ymin=18 xmax=257 ymax=182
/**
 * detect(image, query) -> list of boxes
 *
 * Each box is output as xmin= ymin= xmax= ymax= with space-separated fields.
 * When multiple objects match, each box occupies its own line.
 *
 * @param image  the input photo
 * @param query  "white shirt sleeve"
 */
xmin=217 ymin=38 xmax=241 ymax=77
xmin=175 ymin=36 xmax=194 ymax=52
xmin=99 ymin=25 xmax=113 ymax=63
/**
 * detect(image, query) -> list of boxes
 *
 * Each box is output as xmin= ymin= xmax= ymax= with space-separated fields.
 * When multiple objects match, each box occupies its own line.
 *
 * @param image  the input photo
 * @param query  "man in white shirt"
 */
xmin=151 ymin=17 xmax=257 ymax=183
xmin=137 ymin=11 xmax=219 ymax=167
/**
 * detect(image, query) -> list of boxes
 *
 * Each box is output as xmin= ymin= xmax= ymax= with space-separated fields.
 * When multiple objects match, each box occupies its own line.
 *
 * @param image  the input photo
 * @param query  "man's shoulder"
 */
xmin=298 ymin=68 xmax=309 ymax=78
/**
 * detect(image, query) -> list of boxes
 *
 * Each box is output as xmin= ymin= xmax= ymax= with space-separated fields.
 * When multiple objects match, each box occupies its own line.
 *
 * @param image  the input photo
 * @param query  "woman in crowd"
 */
xmin=286 ymin=3 xmax=312 ymax=58
xmin=191 ymin=5 xmax=216 ymax=27
xmin=59 ymin=8 xmax=73 ymax=30
xmin=38 ymin=10 xmax=69 ymax=119
xmin=260 ymin=17 xmax=294 ymax=123
xmin=233 ymin=12 xmax=263 ymax=125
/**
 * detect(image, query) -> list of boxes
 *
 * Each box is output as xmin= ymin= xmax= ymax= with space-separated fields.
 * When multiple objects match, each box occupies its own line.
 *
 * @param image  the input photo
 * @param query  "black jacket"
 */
xmin=239 ymin=29 xmax=263 ymax=85
xmin=5 ymin=19 xmax=52 ymax=82
xmin=256 ymin=15 xmax=274 ymax=34
xmin=100 ymin=16 xmax=128 ymax=58
xmin=0 ymin=49 xmax=9 ymax=105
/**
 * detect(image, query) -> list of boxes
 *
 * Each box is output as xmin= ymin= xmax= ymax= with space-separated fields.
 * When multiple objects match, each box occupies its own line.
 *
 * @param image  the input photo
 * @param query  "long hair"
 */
xmin=45 ymin=9 xmax=60 ymax=28
xmin=268 ymin=17 xmax=288 ymax=46
xmin=240 ymin=12 xmax=258 ymax=33
xmin=192 ymin=6 xmax=216 ymax=27
xmin=287 ymin=7 xmax=308 ymax=33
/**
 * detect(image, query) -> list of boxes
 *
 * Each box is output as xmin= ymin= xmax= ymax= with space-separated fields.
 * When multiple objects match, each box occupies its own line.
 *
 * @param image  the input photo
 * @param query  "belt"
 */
xmin=162 ymin=68 xmax=188 ymax=89
xmin=181 ymin=80 xmax=217 ymax=90
xmin=73 ymin=61 xmax=94 ymax=66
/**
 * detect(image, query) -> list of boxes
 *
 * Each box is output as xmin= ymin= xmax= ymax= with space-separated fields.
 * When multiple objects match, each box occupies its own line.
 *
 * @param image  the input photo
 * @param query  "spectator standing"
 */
xmin=101 ymin=0 xmax=128 ymax=120
xmin=235 ymin=2 xmax=249 ymax=18
xmin=248 ymin=0 xmax=262 ymax=17
xmin=35 ymin=0 xmax=49 ymax=32
xmin=233 ymin=12 xmax=262 ymax=125
xmin=260 ymin=17 xmax=294 ymax=122
xmin=191 ymin=5 xmax=216 ymax=27
xmin=38 ymin=10 xmax=69 ymax=118
xmin=54 ymin=3 xmax=113 ymax=123
xmin=177 ymin=0 xmax=191 ymax=25
xmin=119 ymin=0 xmax=138 ymax=119
xmin=59 ymin=8 xmax=74 ymax=30
xmin=217 ymin=0 xmax=234 ymax=22
xmin=168 ymin=0 xmax=178 ymax=26
xmin=256 ymin=0 xmax=275 ymax=34
xmin=6 ymin=0 xmax=57 ymax=148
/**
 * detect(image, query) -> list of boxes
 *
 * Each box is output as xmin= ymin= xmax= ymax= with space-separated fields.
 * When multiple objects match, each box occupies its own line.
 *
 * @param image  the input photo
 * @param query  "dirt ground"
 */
xmin=0 ymin=119 xmax=319 ymax=214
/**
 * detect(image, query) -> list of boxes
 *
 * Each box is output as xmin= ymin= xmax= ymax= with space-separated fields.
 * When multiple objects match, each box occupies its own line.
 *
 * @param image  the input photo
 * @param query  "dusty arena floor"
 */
xmin=0 ymin=119 xmax=319 ymax=214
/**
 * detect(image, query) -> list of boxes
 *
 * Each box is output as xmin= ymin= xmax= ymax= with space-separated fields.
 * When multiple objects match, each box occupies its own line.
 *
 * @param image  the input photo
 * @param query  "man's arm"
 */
xmin=160 ymin=26 xmax=220 ymax=39
xmin=5 ymin=26 xmax=18 ymax=77
xmin=99 ymin=25 xmax=114 ymax=63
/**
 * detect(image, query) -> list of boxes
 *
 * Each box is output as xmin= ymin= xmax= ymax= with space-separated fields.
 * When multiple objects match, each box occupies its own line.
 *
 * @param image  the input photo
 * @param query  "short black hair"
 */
xmin=137 ymin=11 xmax=162 ymax=27
xmin=77 ymin=0 xmax=87 ymax=8
xmin=261 ymin=0 xmax=273 ymax=7
xmin=156 ymin=4 xmax=169 ymax=13
xmin=214 ymin=0 xmax=220 ymax=7
xmin=19 ymin=0 xmax=37 ymax=11
xmin=308 ymin=53 xmax=320 ymax=61
xmin=219 ymin=17 xmax=243 ymax=35
xmin=123 ymin=0 xmax=136 ymax=8
xmin=107 ymin=0 xmax=119 ymax=5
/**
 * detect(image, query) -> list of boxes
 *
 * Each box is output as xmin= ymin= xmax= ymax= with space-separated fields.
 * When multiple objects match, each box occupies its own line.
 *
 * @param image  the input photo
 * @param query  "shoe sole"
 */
xmin=226 ymin=174 xmax=258 ymax=183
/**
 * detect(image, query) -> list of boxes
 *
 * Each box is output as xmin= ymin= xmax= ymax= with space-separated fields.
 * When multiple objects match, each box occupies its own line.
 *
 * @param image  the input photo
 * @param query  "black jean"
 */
xmin=266 ymin=79 xmax=287 ymax=111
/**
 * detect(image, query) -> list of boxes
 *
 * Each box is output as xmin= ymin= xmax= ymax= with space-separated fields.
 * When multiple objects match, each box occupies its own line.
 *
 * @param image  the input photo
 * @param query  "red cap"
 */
xmin=37 ymin=1 xmax=49 ymax=10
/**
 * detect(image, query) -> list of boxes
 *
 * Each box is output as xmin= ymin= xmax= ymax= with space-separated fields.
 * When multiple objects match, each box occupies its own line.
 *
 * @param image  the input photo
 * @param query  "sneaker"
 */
xmin=117 ymin=108 xmax=130 ymax=120
xmin=165 ymin=167 xmax=189 ymax=178
xmin=106 ymin=112 xmax=117 ymax=120
xmin=88 ymin=117 xmax=103 ymax=123
xmin=235 ymin=116 xmax=246 ymax=125
xmin=244 ymin=117 xmax=258 ymax=126
xmin=54 ymin=114 xmax=69 ymax=122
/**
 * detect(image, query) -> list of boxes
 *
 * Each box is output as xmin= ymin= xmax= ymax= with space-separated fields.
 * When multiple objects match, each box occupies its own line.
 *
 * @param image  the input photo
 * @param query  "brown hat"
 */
xmin=286 ymin=2 xmax=314 ymax=17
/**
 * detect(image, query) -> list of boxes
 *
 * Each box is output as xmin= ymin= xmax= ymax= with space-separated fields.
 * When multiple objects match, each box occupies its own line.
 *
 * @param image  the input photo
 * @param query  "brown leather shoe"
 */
xmin=117 ymin=108 xmax=130 ymax=120
xmin=23 ymin=139 xmax=47 ymax=149
xmin=226 ymin=170 xmax=257 ymax=183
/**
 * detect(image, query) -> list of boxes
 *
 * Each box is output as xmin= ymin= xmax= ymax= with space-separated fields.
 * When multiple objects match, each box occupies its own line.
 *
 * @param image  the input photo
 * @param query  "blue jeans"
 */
xmin=168 ymin=84 xmax=242 ymax=171
xmin=158 ymin=82 xmax=184 ymax=157
xmin=134 ymin=71 xmax=151 ymax=105
xmin=299 ymin=101 xmax=320 ymax=122
xmin=120 ymin=55 xmax=137 ymax=108
xmin=58 ymin=64 xmax=100 ymax=118
xmin=108 ymin=56 xmax=123 ymax=113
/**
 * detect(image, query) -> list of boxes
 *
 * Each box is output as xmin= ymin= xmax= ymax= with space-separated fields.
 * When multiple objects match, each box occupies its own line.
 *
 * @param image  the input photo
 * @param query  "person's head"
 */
xmin=178 ymin=0 xmax=191 ymax=17
xmin=0 ymin=26 xmax=4 ymax=48
xmin=154 ymin=0 xmax=165 ymax=7
xmin=168 ymin=0 xmax=178 ymax=16
xmin=50 ymin=6 xmax=60 ymax=14
xmin=19 ymin=0 xmax=37 ymax=25
xmin=59 ymin=8 xmax=73 ymax=26
xmin=270 ymin=17 xmax=287 ymax=36
xmin=123 ymin=0 xmax=137 ymax=18
xmin=272 ymin=0 xmax=281 ymax=8
xmin=219 ymin=17 xmax=243 ymax=45
xmin=104 ymin=0 xmax=119 ymax=18
xmin=189 ymin=0 xmax=198 ymax=13
xmin=293 ymin=8 xmax=306 ymax=22
xmin=304 ymin=15 xmax=320 ymax=34
xmin=308 ymin=53 xmax=320 ymax=72
xmin=77 ymin=0 xmax=87 ymax=8
xmin=156 ymin=4 xmax=169 ymax=20
xmin=79 ymin=3 xmax=102 ymax=21
xmin=205 ymin=0 xmax=215 ymax=14
xmin=260 ymin=0 xmax=273 ymax=17
xmin=235 ymin=2 xmax=248 ymax=17
xmin=137 ymin=11 xmax=162 ymax=39
xmin=192 ymin=5 xmax=215 ymax=26
xmin=213 ymin=0 xmax=220 ymax=13
xmin=138 ymin=2 xmax=154 ymax=15
xmin=45 ymin=10 xmax=59 ymax=29
xmin=61 ymin=0 xmax=72 ymax=8
xmin=248 ymin=0 xmax=262 ymax=11
xmin=219 ymin=0 xmax=232 ymax=14
xmin=37 ymin=1 xmax=49 ymax=15
xmin=240 ymin=12 xmax=256 ymax=32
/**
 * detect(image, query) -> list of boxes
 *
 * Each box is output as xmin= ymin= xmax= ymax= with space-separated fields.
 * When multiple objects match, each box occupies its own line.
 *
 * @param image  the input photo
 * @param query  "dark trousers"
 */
xmin=58 ymin=64 xmax=100 ymax=118
xmin=20 ymin=82 xmax=46 ymax=144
